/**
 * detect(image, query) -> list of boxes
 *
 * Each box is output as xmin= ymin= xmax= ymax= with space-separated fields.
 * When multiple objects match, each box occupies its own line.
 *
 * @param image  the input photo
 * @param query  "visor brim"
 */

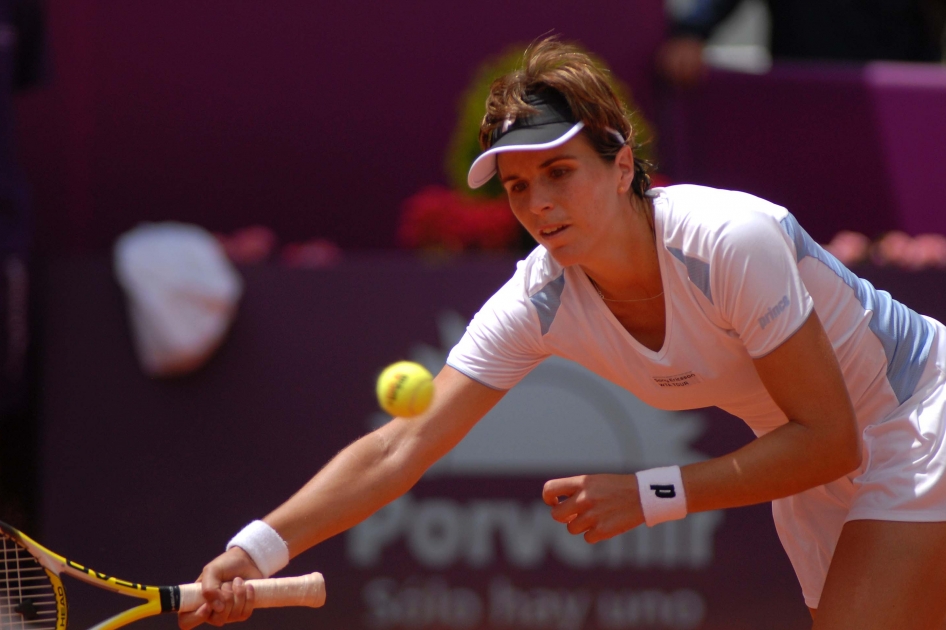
xmin=467 ymin=121 xmax=585 ymax=189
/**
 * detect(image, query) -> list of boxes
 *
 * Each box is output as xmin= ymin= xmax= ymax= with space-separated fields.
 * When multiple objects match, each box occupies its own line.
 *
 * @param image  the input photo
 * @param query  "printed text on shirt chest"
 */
xmin=652 ymin=371 xmax=705 ymax=388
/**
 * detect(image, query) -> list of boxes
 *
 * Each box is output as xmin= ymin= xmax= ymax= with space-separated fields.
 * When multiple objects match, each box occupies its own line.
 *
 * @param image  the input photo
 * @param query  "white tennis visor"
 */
xmin=467 ymin=89 xmax=585 ymax=189
xmin=467 ymin=121 xmax=585 ymax=189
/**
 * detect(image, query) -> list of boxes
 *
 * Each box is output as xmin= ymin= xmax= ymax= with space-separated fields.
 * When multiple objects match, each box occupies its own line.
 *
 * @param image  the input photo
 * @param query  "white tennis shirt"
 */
xmin=446 ymin=185 xmax=937 ymax=437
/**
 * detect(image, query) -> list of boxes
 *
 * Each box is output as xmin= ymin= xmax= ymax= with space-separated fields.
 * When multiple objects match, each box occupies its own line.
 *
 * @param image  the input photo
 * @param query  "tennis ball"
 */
xmin=376 ymin=361 xmax=434 ymax=417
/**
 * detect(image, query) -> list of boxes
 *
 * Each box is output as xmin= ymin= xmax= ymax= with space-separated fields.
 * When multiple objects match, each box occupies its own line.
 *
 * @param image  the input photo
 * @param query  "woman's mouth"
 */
xmin=540 ymin=224 xmax=569 ymax=238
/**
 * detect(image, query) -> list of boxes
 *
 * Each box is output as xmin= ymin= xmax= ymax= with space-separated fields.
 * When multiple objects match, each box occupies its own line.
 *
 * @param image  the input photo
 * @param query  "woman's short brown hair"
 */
xmin=478 ymin=37 xmax=653 ymax=198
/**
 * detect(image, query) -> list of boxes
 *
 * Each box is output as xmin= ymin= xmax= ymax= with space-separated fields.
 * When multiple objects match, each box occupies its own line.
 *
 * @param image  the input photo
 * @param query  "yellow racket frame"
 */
xmin=1 ymin=521 xmax=181 ymax=630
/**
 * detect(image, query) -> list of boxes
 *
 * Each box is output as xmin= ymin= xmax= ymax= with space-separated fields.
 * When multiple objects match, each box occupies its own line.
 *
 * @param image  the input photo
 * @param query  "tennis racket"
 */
xmin=0 ymin=520 xmax=326 ymax=629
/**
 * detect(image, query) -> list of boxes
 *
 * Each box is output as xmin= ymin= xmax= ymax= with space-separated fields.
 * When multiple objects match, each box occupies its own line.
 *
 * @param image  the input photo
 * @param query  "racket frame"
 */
xmin=1 ymin=521 xmax=324 ymax=630
xmin=1 ymin=520 xmax=181 ymax=630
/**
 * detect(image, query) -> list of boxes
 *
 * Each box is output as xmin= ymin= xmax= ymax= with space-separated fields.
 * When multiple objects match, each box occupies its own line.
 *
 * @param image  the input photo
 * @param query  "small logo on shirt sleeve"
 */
xmin=758 ymin=295 xmax=790 ymax=330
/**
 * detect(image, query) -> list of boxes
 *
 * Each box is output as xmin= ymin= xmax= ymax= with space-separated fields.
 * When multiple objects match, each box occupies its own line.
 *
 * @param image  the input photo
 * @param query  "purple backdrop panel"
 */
xmin=865 ymin=64 xmax=946 ymax=235
xmin=15 ymin=1 xmax=665 ymax=254
xmin=662 ymin=64 xmax=896 ymax=244
xmin=662 ymin=63 xmax=946 ymax=243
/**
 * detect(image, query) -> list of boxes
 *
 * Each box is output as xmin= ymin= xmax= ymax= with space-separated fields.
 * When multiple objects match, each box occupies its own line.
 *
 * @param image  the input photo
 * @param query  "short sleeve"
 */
xmin=446 ymin=268 xmax=550 ymax=390
xmin=712 ymin=213 xmax=814 ymax=358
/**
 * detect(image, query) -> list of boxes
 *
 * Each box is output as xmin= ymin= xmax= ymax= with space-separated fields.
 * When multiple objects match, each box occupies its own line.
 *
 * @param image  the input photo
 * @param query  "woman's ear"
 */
xmin=615 ymin=144 xmax=635 ymax=194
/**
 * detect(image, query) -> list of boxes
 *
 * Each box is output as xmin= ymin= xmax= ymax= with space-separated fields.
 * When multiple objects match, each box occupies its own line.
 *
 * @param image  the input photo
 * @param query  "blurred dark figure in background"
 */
xmin=0 ymin=0 xmax=48 ymax=531
xmin=658 ymin=0 xmax=946 ymax=85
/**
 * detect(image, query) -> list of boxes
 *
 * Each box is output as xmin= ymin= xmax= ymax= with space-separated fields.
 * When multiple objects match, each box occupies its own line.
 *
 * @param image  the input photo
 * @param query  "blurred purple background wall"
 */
xmin=12 ymin=3 xmax=946 ymax=256
xmin=13 ymin=0 xmax=666 ymax=254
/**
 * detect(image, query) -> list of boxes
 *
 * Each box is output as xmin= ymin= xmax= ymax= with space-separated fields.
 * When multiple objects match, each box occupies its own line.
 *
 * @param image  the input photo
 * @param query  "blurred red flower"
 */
xmin=281 ymin=238 xmax=343 ymax=268
xmin=214 ymin=225 xmax=278 ymax=264
xmin=824 ymin=230 xmax=871 ymax=266
xmin=871 ymin=231 xmax=946 ymax=270
xmin=397 ymin=186 xmax=521 ymax=252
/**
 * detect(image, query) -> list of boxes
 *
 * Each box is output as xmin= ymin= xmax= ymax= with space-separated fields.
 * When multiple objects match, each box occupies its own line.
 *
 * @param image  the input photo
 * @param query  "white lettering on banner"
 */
xmin=489 ymin=578 xmax=592 ymax=630
xmin=362 ymin=577 xmax=706 ymax=630
xmin=409 ymin=500 xmax=464 ymax=567
xmin=364 ymin=577 xmax=482 ymax=629
xmin=348 ymin=495 xmax=724 ymax=570
xmin=596 ymin=588 xmax=705 ymax=629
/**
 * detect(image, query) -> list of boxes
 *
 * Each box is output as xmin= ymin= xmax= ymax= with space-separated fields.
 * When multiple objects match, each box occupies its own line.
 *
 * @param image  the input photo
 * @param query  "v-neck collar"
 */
xmin=579 ymin=192 xmax=672 ymax=360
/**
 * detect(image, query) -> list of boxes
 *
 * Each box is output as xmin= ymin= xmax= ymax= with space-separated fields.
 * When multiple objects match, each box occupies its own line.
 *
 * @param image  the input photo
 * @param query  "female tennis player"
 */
xmin=180 ymin=38 xmax=946 ymax=630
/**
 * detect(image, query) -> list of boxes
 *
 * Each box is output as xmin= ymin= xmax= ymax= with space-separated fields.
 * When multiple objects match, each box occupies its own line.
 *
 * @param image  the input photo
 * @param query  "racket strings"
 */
xmin=0 ymin=534 xmax=59 ymax=629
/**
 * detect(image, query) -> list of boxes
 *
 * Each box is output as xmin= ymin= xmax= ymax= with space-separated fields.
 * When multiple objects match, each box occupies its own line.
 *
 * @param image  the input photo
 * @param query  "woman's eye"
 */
xmin=509 ymin=181 xmax=527 ymax=193
xmin=549 ymin=167 xmax=570 ymax=179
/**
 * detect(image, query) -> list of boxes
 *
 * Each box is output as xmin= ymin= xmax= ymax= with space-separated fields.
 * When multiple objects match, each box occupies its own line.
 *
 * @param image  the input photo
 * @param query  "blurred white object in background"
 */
xmin=667 ymin=0 xmax=773 ymax=74
xmin=702 ymin=0 xmax=772 ymax=73
xmin=114 ymin=223 xmax=243 ymax=377
xmin=702 ymin=42 xmax=772 ymax=74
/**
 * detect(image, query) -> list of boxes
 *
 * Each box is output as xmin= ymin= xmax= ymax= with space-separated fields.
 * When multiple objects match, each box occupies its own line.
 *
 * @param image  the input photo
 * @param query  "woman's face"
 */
xmin=496 ymin=133 xmax=634 ymax=268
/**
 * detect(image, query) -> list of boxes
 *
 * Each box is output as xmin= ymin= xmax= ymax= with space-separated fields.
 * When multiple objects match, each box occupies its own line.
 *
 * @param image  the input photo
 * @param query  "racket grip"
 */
xmin=178 ymin=572 xmax=326 ymax=611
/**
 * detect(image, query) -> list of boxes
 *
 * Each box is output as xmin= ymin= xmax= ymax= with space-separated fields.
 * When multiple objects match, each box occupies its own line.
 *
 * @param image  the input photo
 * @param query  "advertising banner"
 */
xmin=38 ymin=256 xmax=943 ymax=629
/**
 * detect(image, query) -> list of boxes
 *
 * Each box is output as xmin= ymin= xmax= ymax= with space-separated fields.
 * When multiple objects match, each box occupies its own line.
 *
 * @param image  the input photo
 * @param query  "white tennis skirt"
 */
xmin=772 ymin=317 xmax=946 ymax=609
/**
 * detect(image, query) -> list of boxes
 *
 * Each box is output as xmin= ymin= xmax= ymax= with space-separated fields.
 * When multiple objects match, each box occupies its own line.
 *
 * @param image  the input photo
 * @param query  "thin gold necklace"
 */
xmin=589 ymin=276 xmax=664 ymax=303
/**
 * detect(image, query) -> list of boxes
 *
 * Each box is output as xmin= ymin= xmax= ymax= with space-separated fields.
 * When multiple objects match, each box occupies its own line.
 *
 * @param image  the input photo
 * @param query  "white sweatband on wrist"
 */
xmin=636 ymin=465 xmax=688 ymax=527
xmin=226 ymin=520 xmax=289 ymax=578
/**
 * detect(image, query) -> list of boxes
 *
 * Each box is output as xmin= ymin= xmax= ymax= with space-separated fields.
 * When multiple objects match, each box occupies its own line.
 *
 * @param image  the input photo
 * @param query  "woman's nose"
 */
xmin=527 ymin=187 xmax=553 ymax=215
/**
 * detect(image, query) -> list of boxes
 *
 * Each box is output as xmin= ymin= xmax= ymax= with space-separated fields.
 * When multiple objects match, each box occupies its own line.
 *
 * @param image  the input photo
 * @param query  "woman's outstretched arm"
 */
xmin=179 ymin=365 xmax=506 ymax=629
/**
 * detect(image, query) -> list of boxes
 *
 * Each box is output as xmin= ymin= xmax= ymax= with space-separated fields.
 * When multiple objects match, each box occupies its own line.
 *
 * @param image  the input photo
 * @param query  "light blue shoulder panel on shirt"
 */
xmin=530 ymin=273 xmax=566 ymax=336
xmin=668 ymin=247 xmax=714 ymax=304
xmin=779 ymin=214 xmax=933 ymax=404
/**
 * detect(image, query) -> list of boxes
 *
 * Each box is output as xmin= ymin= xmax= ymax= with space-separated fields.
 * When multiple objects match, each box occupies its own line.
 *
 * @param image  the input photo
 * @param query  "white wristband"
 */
xmin=226 ymin=520 xmax=289 ymax=578
xmin=636 ymin=466 xmax=688 ymax=527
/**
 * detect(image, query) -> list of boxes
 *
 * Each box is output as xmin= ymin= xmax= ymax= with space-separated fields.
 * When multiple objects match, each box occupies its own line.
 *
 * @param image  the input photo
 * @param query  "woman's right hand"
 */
xmin=178 ymin=547 xmax=264 ymax=629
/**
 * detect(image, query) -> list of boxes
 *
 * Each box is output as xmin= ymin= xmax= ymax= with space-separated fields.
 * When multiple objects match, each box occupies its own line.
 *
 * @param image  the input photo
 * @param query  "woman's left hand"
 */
xmin=542 ymin=474 xmax=644 ymax=543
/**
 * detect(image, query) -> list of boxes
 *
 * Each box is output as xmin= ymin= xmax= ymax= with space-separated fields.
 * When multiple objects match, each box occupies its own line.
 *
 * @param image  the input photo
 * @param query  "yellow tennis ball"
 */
xmin=376 ymin=361 xmax=434 ymax=417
